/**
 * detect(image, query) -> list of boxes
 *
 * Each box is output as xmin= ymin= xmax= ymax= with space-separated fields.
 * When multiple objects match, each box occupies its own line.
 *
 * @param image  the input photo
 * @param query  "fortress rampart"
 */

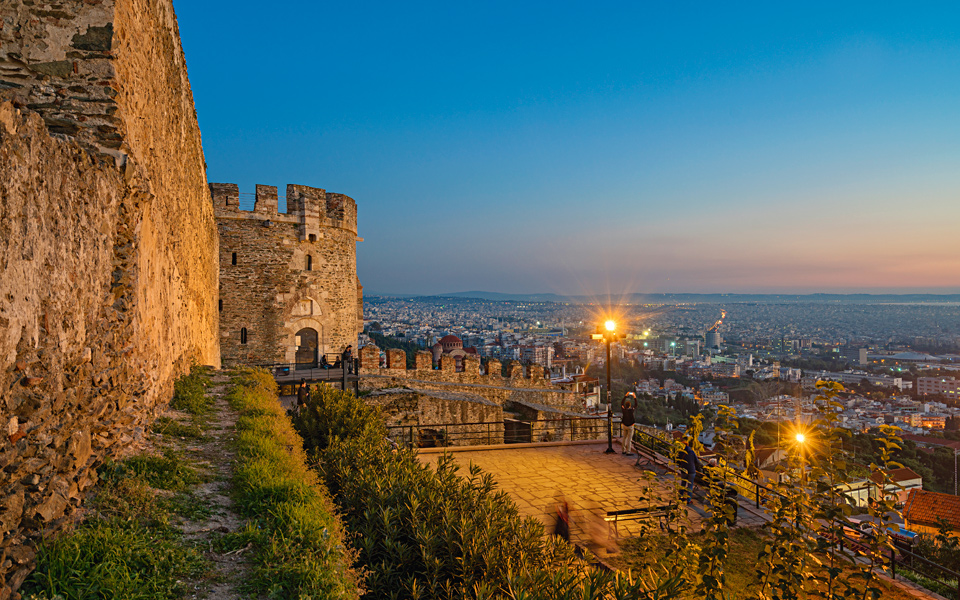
xmin=0 ymin=1 xmax=218 ymax=596
xmin=358 ymin=346 xmax=588 ymax=414
xmin=213 ymin=183 xmax=362 ymax=367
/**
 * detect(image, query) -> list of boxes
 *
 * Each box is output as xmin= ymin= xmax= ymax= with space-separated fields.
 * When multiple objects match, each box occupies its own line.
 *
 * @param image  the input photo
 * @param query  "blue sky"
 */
xmin=174 ymin=1 xmax=960 ymax=296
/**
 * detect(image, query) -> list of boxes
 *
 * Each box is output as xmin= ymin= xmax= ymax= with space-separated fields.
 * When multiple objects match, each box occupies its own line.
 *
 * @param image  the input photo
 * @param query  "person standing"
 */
xmin=620 ymin=392 xmax=636 ymax=455
xmin=680 ymin=442 xmax=699 ymax=504
xmin=341 ymin=345 xmax=353 ymax=374
xmin=296 ymin=379 xmax=309 ymax=411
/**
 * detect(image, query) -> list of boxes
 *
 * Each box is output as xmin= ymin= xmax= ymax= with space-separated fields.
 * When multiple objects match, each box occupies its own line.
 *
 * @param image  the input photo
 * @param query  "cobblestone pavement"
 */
xmin=418 ymin=442 xmax=712 ymax=549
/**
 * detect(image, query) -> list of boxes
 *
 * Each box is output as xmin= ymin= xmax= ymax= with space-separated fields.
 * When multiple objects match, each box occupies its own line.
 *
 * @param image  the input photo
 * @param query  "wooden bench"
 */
xmin=604 ymin=504 xmax=678 ymax=536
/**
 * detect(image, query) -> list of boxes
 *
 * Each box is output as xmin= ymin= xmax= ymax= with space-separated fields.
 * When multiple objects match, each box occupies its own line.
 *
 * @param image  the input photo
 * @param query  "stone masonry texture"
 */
xmin=0 ymin=2 xmax=218 ymax=597
xmin=359 ymin=345 xmax=595 ymax=445
xmin=213 ymin=183 xmax=362 ymax=367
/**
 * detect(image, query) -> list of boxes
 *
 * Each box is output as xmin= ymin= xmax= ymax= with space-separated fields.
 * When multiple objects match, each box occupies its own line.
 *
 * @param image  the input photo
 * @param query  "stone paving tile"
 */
xmin=417 ymin=442 xmax=702 ymax=547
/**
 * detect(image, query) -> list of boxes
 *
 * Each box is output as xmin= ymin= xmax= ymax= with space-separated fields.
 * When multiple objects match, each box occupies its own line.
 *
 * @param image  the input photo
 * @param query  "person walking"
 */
xmin=620 ymin=392 xmax=636 ymax=455
xmin=553 ymin=495 xmax=571 ymax=542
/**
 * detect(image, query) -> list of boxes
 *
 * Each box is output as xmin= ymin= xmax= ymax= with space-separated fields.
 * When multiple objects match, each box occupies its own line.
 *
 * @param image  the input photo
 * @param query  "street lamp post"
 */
xmin=596 ymin=320 xmax=617 ymax=454
xmin=592 ymin=319 xmax=621 ymax=453
xmin=605 ymin=329 xmax=614 ymax=453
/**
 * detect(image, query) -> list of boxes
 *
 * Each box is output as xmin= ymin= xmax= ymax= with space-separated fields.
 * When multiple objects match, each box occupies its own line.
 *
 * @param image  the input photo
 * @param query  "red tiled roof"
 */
xmin=904 ymin=489 xmax=960 ymax=530
xmin=902 ymin=434 xmax=960 ymax=451
xmin=870 ymin=467 xmax=922 ymax=485
xmin=439 ymin=335 xmax=462 ymax=344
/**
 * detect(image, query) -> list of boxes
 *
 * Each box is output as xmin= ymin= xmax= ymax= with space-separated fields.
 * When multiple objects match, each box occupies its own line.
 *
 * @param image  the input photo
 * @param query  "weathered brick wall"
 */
xmin=213 ymin=183 xmax=362 ymax=367
xmin=0 ymin=1 xmax=218 ymax=597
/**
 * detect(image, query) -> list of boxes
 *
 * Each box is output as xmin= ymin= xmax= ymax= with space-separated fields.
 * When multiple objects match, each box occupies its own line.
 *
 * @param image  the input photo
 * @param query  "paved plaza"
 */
xmin=417 ymin=441 xmax=767 ymax=550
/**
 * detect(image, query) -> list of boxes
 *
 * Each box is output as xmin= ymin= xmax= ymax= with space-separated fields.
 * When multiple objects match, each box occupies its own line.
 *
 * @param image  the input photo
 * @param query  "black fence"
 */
xmin=387 ymin=416 xmax=618 ymax=448
xmin=630 ymin=428 xmax=960 ymax=599
xmin=263 ymin=359 xmax=361 ymax=396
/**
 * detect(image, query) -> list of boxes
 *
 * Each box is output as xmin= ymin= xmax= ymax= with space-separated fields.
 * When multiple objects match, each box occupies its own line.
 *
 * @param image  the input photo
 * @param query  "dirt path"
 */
xmin=177 ymin=374 xmax=248 ymax=600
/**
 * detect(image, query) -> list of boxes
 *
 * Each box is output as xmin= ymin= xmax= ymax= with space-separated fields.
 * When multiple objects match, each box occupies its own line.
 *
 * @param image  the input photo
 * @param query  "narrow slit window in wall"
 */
xmin=240 ymin=327 xmax=248 ymax=344
xmin=218 ymin=299 xmax=223 ymax=312
xmin=306 ymin=255 xmax=312 ymax=271
xmin=231 ymin=252 xmax=237 ymax=265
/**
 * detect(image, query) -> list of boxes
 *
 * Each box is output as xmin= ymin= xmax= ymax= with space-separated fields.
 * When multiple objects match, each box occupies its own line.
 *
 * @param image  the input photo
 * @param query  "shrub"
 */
xmin=226 ymin=368 xmax=360 ymax=599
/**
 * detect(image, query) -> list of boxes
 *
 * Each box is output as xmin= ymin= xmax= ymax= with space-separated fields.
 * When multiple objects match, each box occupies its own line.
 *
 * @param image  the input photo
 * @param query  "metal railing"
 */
xmin=387 ymin=416 xmax=618 ymax=448
xmin=630 ymin=428 xmax=960 ymax=599
xmin=265 ymin=357 xmax=359 ymax=375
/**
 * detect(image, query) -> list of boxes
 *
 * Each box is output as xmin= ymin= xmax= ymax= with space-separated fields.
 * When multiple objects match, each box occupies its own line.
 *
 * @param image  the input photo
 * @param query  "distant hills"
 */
xmin=370 ymin=291 xmax=960 ymax=304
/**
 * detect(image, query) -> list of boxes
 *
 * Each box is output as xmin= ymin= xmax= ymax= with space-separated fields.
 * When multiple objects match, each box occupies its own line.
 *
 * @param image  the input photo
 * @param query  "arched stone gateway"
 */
xmin=295 ymin=327 xmax=319 ymax=368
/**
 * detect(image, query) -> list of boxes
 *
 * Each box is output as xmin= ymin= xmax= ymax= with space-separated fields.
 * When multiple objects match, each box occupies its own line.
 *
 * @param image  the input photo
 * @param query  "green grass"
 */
xmin=170 ymin=365 xmax=213 ymax=416
xmin=124 ymin=449 xmax=207 ymax=491
xmin=162 ymin=491 xmax=217 ymax=521
xmin=151 ymin=416 xmax=205 ymax=440
xmin=24 ymin=520 xmax=206 ymax=600
xmin=226 ymin=368 xmax=360 ymax=599
xmin=21 ymin=458 xmax=209 ymax=600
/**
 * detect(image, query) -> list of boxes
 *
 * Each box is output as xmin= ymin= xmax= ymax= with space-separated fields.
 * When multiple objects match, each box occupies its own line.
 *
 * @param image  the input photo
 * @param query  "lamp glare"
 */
xmin=795 ymin=433 xmax=805 ymax=444
xmin=605 ymin=320 xmax=616 ymax=332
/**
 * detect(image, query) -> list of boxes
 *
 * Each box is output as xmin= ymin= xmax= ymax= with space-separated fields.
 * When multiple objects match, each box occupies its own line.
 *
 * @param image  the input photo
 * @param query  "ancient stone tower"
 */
xmin=211 ymin=183 xmax=363 ymax=367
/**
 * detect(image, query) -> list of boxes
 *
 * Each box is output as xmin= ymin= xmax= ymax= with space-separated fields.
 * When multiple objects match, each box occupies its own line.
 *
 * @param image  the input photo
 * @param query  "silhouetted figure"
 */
xmin=342 ymin=345 xmax=353 ymax=374
xmin=320 ymin=355 xmax=331 ymax=369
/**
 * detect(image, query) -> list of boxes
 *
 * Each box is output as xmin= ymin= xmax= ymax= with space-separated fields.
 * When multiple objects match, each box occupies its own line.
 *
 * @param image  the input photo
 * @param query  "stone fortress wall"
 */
xmin=0 ymin=1 xmax=218 ymax=596
xmin=212 ymin=183 xmax=363 ymax=367
xmin=357 ymin=346 xmax=604 ymax=446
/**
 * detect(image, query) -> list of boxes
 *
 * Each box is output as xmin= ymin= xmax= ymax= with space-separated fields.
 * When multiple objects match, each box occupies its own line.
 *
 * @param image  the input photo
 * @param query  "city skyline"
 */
xmin=175 ymin=1 xmax=960 ymax=296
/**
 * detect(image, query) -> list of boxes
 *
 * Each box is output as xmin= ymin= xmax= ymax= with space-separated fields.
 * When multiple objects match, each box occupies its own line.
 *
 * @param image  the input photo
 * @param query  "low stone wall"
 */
xmin=364 ymin=388 xmax=504 ymax=447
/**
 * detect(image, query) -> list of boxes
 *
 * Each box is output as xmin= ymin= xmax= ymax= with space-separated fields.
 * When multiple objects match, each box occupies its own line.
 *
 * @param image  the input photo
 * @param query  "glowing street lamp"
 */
xmin=795 ymin=433 xmax=806 ymax=444
xmin=593 ymin=319 xmax=620 ymax=454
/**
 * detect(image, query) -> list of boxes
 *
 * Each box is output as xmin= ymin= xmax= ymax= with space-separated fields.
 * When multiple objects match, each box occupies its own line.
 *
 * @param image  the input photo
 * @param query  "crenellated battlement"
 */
xmin=358 ymin=345 xmax=557 ymax=389
xmin=209 ymin=182 xmax=358 ymax=239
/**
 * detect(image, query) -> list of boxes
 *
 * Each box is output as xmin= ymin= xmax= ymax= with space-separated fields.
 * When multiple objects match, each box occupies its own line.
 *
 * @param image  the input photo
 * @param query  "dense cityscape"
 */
xmin=363 ymin=294 xmax=960 ymax=437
